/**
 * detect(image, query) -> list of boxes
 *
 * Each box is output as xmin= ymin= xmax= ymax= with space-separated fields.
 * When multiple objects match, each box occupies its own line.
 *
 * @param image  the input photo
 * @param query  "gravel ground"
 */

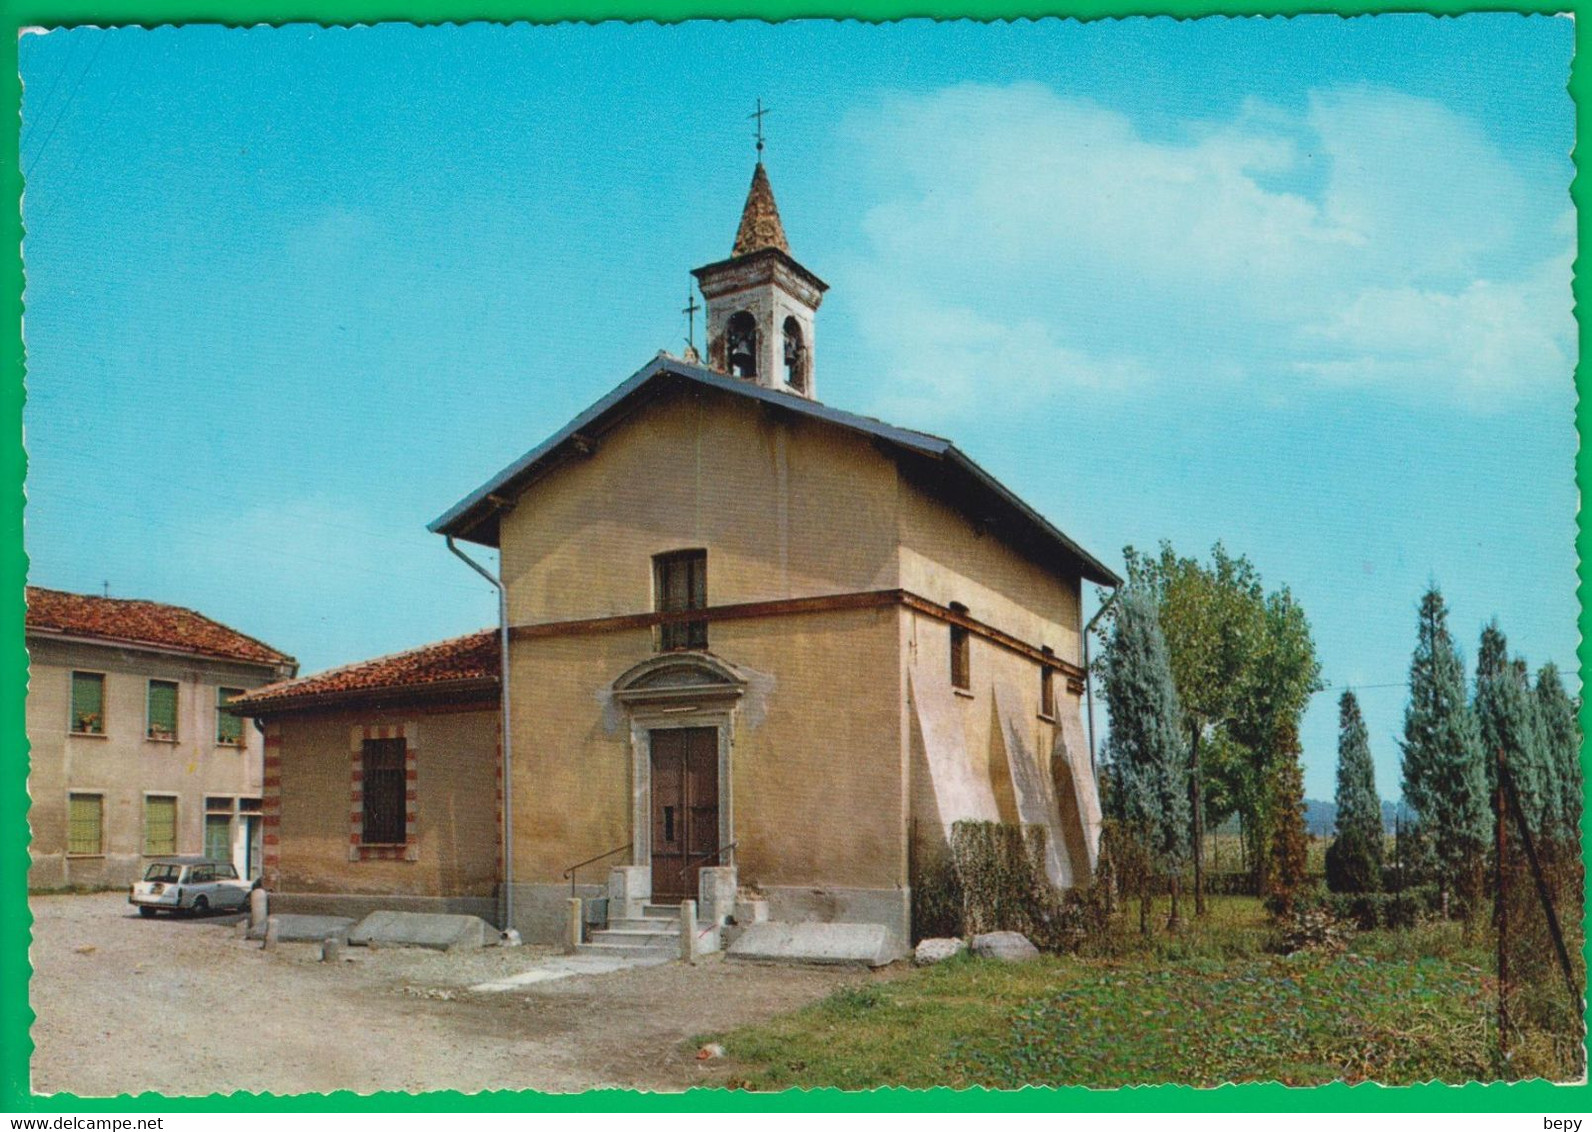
xmin=28 ymin=891 xmax=883 ymax=1097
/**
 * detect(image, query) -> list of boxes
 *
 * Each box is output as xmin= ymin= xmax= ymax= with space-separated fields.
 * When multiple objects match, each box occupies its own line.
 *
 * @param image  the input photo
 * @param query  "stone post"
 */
xmin=262 ymin=915 xmax=280 ymax=952
xmin=565 ymin=897 xmax=583 ymax=955
xmin=320 ymin=936 xmax=342 ymax=963
xmin=698 ymin=865 xmax=738 ymax=927
xmin=679 ymin=899 xmax=698 ymax=965
xmin=608 ymin=865 xmax=651 ymax=920
xmin=249 ymin=887 xmax=268 ymax=928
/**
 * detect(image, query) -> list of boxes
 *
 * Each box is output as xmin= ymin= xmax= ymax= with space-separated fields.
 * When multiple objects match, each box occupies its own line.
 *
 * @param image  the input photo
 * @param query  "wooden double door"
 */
xmin=649 ymin=727 xmax=720 ymax=902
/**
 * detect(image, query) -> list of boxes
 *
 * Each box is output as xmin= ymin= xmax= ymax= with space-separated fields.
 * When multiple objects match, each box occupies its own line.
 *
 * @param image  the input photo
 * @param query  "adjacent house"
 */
xmin=26 ymin=586 xmax=297 ymax=889
xmin=232 ymin=160 xmax=1118 ymax=955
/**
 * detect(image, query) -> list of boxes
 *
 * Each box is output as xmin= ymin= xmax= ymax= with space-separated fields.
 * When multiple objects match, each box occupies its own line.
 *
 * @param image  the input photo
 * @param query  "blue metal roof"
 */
xmin=429 ymin=354 xmax=1120 ymax=587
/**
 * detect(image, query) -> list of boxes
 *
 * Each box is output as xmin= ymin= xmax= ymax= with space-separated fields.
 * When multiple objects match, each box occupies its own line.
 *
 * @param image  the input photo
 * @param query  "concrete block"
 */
xmin=608 ymin=866 xmax=651 ymax=920
xmin=914 ymin=937 xmax=967 ymax=965
xmin=565 ymin=897 xmax=582 ymax=955
xmin=727 ymin=921 xmax=898 ymax=967
xmin=347 ymin=911 xmax=492 ymax=952
xmin=970 ymin=931 xmax=1039 ymax=962
xmin=733 ymin=898 xmax=769 ymax=925
xmin=699 ymin=866 xmax=737 ymax=926
xmin=246 ymin=914 xmax=356 ymax=943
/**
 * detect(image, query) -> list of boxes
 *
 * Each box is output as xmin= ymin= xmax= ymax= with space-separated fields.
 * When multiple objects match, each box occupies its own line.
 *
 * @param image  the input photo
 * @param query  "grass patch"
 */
xmin=706 ymin=896 xmax=1518 ymax=1091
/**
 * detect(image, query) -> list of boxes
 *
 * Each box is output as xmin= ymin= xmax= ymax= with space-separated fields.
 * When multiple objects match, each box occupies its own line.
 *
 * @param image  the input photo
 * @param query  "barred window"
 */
xmin=949 ymin=603 xmax=971 ymax=691
xmin=362 ymin=738 xmax=406 ymax=845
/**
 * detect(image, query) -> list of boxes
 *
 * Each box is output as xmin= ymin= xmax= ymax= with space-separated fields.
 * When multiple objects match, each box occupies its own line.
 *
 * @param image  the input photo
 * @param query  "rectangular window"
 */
xmin=204 ymin=814 xmax=232 ymax=862
xmin=68 ymin=793 xmax=102 ymax=856
xmin=146 ymin=680 xmax=178 ymax=741
xmin=654 ymin=550 xmax=708 ymax=651
xmin=70 ymin=672 xmax=105 ymax=735
xmin=361 ymin=738 xmax=407 ymax=845
xmin=216 ymin=687 xmax=244 ymax=745
xmin=144 ymin=795 xmax=177 ymax=856
xmin=1040 ymin=646 xmax=1056 ymax=718
xmin=949 ymin=603 xmax=971 ymax=691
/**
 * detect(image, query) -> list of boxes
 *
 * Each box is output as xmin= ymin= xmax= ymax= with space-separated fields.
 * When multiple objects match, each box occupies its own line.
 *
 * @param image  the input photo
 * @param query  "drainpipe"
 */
xmin=1083 ymin=586 xmax=1121 ymax=774
xmin=446 ymin=537 xmax=513 ymax=933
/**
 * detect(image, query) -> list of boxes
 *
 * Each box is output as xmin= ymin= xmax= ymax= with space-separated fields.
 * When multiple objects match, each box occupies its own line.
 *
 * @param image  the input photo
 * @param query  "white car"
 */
xmin=128 ymin=857 xmax=254 ymax=917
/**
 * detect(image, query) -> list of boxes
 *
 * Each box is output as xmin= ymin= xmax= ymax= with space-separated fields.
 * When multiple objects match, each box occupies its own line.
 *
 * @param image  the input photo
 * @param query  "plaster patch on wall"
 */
xmin=908 ymin=666 xmax=998 ymax=839
xmin=993 ymin=680 xmax=1072 ymax=888
xmin=1054 ymin=709 xmax=1102 ymax=876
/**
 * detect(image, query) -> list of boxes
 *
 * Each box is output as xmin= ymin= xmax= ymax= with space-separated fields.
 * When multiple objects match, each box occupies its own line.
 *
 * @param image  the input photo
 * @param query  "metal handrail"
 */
xmin=563 ymin=842 xmax=632 ymax=897
xmin=682 ymin=839 xmax=738 ymax=873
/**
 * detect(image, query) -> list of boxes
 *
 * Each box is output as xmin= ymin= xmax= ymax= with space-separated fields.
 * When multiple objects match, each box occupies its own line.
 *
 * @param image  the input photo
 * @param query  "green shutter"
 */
xmin=147 ymin=681 xmax=177 ymax=739
xmin=204 ymin=814 xmax=232 ymax=862
xmin=70 ymin=673 xmax=104 ymax=734
xmin=215 ymin=688 xmax=243 ymax=745
xmin=68 ymin=794 xmax=101 ymax=855
xmin=145 ymin=796 xmax=177 ymax=855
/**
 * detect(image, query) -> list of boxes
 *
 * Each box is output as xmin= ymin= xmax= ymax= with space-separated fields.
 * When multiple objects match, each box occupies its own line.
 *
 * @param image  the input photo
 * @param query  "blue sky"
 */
xmin=19 ymin=18 xmax=1577 ymax=801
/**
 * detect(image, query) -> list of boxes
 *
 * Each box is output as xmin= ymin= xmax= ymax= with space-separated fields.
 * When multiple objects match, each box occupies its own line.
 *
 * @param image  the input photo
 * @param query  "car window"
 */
xmin=144 ymin=864 xmax=180 ymax=882
xmin=217 ymin=864 xmax=238 ymax=880
xmin=190 ymin=866 xmax=213 ymax=883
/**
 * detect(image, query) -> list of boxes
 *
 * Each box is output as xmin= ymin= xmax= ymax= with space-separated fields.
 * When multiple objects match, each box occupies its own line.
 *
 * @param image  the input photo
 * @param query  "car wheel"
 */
xmin=191 ymin=895 xmax=209 ymax=916
xmin=138 ymin=907 xmax=156 ymax=918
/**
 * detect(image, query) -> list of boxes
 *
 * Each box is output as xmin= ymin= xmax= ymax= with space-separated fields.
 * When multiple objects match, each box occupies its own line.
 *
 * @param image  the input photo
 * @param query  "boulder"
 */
xmin=914 ymin=937 xmax=967 ymax=965
xmin=970 ymin=930 xmax=1039 ymax=962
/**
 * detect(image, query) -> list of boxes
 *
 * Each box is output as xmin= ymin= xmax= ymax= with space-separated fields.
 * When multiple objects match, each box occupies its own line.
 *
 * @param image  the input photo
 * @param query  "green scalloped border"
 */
xmin=0 ymin=7 xmax=1585 ymax=1113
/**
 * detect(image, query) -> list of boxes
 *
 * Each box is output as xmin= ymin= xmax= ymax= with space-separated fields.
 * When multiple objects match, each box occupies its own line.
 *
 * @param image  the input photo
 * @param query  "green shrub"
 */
xmin=1325 ymin=827 xmax=1381 ymax=894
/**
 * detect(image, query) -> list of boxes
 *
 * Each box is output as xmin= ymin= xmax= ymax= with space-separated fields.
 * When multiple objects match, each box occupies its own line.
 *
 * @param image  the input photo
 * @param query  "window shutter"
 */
xmin=216 ymin=688 xmax=243 ymax=744
xmin=147 ymin=681 xmax=178 ymax=739
xmin=70 ymin=673 xmax=104 ymax=734
xmin=68 ymin=794 xmax=102 ymax=855
xmin=204 ymin=814 xmax=233 ymax=861
xmin=145 ymin=796 xmax=177 ymax=856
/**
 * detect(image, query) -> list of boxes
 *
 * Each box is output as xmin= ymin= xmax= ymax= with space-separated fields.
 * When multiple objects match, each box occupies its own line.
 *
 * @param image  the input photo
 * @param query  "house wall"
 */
xmin=266 ymin=705 xmax=498 ymax=918
xmin=26 ymin=637 xmax=277 ymax=890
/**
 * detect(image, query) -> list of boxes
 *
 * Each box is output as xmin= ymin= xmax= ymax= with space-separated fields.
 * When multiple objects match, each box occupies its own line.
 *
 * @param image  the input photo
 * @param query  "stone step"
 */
xmin=577 ymin=939 xmax=679 ymax=960
xmin=642 ymin=903 xmax=685 ymax=918
xmin=589 ymin=927 xmax=678 ymax=948
xmin=607 ymin=916 xmax=680 ymax=932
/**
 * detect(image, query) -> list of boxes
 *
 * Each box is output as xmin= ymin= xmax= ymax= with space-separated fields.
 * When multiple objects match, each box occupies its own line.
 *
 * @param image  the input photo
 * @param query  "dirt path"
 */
xmin=28 ymin=892 xmax=878 ymax=1097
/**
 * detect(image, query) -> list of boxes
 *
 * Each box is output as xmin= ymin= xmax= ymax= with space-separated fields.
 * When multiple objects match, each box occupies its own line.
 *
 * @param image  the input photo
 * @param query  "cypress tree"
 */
xmin=1535 ymin=662 xmax=1582 ymax=850
xmin=1264 ymin=726 xmax=1310 ymax=915
xmin=1475 ymin=622 xmax=1554 ymax=840
xmin=1327 ymin=690 xmax=1382 ymax=893
xmin=1101 ymin=587 xmax=1190 ymax=933
xmin=1400 ymin=587 xmax=1488 ymax=915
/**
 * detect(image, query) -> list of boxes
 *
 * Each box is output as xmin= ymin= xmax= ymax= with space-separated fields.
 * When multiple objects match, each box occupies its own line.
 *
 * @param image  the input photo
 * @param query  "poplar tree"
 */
xmin=1534 ymin=662 xmax=1582 ymax=851
xmin=1400 ymin=587 xmax=1488 ymax=915
xmin=1326 ymin=690 xmax=1382 ymax=893
xmin=1101 ymin=587 xmax=1190 ymax=933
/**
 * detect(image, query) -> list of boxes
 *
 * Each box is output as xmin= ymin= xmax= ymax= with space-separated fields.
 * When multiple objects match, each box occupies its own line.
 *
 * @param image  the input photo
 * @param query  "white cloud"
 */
xmin=838 ymin=81 xmax=1573 ymax=419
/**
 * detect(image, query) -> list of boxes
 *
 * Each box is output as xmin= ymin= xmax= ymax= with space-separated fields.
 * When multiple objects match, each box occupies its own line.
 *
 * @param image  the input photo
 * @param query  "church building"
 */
xmin=232 ymin=159 xmax=1118 ymax=956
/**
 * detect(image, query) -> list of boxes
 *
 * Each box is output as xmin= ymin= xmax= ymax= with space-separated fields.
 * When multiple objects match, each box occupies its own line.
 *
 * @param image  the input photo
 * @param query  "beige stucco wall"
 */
xmin=509 ymin=605 xmax=904 ymax=894
xmin=26 ymin=636 xmax=278 ymax=890
xmin=498 ymin=386 xmax=902 ymax=626
xmin=270 ymin=706 xmax=499 ymax=898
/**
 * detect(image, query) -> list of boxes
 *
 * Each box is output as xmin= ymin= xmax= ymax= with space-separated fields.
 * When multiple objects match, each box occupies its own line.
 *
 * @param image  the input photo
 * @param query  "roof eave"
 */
xmin=229 ymin=676 xmax=500 ymax=717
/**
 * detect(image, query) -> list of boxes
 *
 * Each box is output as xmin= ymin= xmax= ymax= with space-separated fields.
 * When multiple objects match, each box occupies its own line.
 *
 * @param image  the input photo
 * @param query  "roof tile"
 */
xmin=231 ymin=630 xmax=498 ymax=710
xmin=26 ymin=586 xmax=294 ymax=666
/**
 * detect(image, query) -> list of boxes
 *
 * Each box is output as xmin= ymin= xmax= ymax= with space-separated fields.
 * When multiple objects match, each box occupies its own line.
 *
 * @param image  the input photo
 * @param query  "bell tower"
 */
xmin=691 ymin=160 xmax=828 ymax=400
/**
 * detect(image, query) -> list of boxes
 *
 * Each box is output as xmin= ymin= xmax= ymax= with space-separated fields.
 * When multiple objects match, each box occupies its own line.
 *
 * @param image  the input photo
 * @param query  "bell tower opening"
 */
xmin=783 ymin=317 xmax=806 ymax=392
xmin=727 ymin=311 xmax=759 ymax=379
xmin=692 ymin=158 xmax=829 ymax=401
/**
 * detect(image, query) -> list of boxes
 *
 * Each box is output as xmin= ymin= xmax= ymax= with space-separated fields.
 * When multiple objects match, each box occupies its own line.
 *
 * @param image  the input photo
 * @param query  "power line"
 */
xmin=22 ymin=32 xmax=107 ymax=180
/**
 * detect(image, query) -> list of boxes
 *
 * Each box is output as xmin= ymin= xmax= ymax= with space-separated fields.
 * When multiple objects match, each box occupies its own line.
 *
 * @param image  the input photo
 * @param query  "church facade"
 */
xmin=234 ymin=161 xmax=1117 ymax=954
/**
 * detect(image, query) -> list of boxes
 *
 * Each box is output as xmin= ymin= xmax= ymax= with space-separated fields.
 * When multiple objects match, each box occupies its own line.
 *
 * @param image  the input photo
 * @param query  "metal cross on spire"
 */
xmin=682 ymin=284 xmax=701 ymax=357
xmin=749 ymin=98 xmax=770 ymax=159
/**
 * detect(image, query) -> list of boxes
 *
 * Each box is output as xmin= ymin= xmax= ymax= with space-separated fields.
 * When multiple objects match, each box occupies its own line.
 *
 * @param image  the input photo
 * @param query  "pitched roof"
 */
xmin=228 ymin=629 xmax=498 ymax=713
xmin=25 ymin=586 xmax=295 ymax=667
xmin=430 ymin=355 xmax=1121 ymax=587
xmin=731 ymin=162 xmax=790 ymax=257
